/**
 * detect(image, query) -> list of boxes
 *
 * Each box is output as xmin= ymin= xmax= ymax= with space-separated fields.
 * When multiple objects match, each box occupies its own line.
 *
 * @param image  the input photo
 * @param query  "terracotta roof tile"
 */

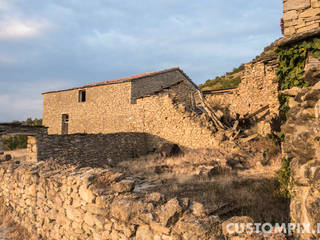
xmin=81 ymin=67 xmax=180 ymax=88
xmin=42 ymin=67 xmax=198 ymax=94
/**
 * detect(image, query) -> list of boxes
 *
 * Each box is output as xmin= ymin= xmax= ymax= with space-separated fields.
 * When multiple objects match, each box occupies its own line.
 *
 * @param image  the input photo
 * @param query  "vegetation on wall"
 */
xmin=276 ymin=37 xmax=320 ymax=121
xmin=1 ymin=118 xmax=42 ymax=150
xmin=275 ymin=38 xmax=320 ymax=199
xmin=275 ymin=158 xmax=293 ymax=199
xmin=199 ymin=64 xmax=244 ymax=90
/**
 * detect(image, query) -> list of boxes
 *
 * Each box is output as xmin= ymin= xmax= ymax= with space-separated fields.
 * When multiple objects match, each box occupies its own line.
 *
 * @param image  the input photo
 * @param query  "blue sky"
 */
xmin=0 ymin=0 xmax=283 ymax=122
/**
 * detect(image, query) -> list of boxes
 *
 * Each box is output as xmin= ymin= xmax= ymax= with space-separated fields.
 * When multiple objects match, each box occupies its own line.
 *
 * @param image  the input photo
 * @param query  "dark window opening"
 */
xmin=79 ymin=90 xmax=86 ymax=102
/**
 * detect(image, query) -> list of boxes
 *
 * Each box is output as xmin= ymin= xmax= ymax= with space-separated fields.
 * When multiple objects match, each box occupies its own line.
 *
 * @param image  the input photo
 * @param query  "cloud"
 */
xmin=0 ymin=18 xmax=51 ymax=40
xmin=0 ymin=0 xmax=11 ymax=10
xmin=0 ymin=0 xmax=283 ymax=121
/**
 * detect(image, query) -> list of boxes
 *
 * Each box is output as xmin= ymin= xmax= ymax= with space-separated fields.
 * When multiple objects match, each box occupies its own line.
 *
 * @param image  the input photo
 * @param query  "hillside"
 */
xmin=199 ymin=64 xmax=245 ymax=91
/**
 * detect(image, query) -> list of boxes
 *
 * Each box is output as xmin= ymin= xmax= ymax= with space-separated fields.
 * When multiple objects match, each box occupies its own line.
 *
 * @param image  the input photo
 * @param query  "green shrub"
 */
xmin=275 ymin=158 xmax=293 ymax=199
xmin=1 ymin=118 xmax=42 ymax=150
xmin=2 ymin=135 xmax=27 ymax=150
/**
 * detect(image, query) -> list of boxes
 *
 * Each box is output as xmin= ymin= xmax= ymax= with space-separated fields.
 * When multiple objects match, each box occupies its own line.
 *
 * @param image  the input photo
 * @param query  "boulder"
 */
xmin=158 ymin=198 xmax=184 ymax=227
xmin=160 ymin=143 xmax=182 ymax=157
xmin=111 ymin=179 xmax=135 ymax=193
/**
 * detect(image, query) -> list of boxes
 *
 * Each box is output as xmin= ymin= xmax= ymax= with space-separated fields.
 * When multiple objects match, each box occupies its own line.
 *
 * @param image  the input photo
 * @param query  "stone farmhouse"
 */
xmin=43 ymin=67 xmax=198 ymax=135
xmin=42 ymin=67 xmax=221 ymax=150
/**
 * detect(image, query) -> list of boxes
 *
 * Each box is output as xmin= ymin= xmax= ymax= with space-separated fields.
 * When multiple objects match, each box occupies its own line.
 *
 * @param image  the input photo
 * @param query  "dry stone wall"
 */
xmin=0 ymin=160 xmax=221 ymax=240
xmin=283 ymin=0 xmax=320 ymax=37
xmin=281 ymin=53 xmax=320 ymax=239
xmin=206 ymin=59 xmax=280 ymax=135
xmin=134 ymin=94 xmax=219 ymax=149
xmin=207 ymin=60 xmax=279 ymax=117
xmin=35 ymin=132 xmax=157 ymax=166
xmin=282 ymin=84 xmax=320 ymax=239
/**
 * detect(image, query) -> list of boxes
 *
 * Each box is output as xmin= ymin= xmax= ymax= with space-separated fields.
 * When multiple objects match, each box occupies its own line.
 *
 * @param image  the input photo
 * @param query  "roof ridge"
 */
xmin=81 ymin=66 xmax=181 ymax=88
xmin=42 ymin=66 xmax=198 ymax=95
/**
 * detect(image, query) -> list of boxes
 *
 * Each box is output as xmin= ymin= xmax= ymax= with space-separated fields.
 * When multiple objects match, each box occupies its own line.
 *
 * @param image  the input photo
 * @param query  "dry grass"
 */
xmin=117 ymin=146 xmax=289 ymax=224
xmin=0 ymin=199 xmax=38 ymax=240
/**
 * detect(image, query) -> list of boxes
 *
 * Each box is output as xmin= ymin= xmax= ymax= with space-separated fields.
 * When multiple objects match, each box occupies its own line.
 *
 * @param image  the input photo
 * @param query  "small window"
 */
xmin=78 ymin=90 xmax=86 ymax=102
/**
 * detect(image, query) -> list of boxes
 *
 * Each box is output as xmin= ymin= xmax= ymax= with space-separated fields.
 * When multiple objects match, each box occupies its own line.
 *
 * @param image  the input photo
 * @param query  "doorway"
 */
xmin=61 ymin=114 xmax=69 ymax=135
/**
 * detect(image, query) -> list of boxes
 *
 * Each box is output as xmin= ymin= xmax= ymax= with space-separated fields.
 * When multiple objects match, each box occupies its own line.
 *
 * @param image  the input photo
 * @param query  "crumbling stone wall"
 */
xmin=206 ymin=59 xmax=279 ymax=117
xmin=134 ymin=94 xmax=219 ymax=149
xmin=205 ymin=58 xmax=280 ymax=135
xmin=0 ymin=161 xmax=220 ymax=240
xmin=283 ymin=0 xmax=320 ymax=37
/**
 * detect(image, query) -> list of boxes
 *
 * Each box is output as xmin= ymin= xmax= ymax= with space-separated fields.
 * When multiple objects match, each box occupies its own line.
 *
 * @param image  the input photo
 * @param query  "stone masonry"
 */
xmin=283 ymin=0 xmax=320 ymax=37
xmin=42 ymin=67 xmax=199 ymax=136
xmin=0 ymin=160 xmax=221 ymax=240
xmin=205 ymin=56 xmax=280 ymax=136
xmin=42 ymin=67 xmax=221 ymax=150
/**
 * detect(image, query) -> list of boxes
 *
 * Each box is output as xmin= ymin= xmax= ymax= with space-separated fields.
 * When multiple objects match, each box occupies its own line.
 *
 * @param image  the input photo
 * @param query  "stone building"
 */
xmin=43 ymin=67 xmax=220 ymax=150
xmin=43 ymin=67 xmax=198 ymax=135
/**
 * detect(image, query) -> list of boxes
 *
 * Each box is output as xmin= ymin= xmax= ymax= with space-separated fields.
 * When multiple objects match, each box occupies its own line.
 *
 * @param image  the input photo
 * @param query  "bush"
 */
xmin=275 ymin=158 xmax=293 ymax=199
xmin=1 ymin=118 xmax=42 ymax=150
xmin=2 ymin=135 xmax=27 ymax=150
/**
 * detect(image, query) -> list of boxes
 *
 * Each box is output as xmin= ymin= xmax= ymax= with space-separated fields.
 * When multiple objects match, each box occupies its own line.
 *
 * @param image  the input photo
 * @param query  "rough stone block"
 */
xmin=284 ymin=0 xmax=311 ymax=11
xmin=300 ymin=7 xmax=320 ymax=18
xmin=297 ymin=22 xmax=320 ymax=33
xmin=283 ymin=10 xmax=298 ymax=21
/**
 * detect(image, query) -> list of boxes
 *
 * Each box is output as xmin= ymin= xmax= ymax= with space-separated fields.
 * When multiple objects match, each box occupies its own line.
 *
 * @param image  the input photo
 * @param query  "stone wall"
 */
xmin=282 ymin=84 xmax=320 ymax=239
xmin=26 ymin=136 xmax=37 ymax=162
xmin=283 ymin=0 xmax=320 ymax=37
xmin=43 ymin=70 xmax=197 ymax=136
xmin=43 ymin=81 xmax=133 ymax=135
xmin=205 ymin=58 xmax=280 ymax=135
xmin=35 ymin=132 xmax=156 ymax=166
xmin=281 ymin=51 xmax=320 ymax=239
xmin=134 ymin=94 xmax=219 ymax=149
xmin=43 ymin=80 xmax=219 ymax=150
xmin=0 ymin=161 xmax=220 ymax=240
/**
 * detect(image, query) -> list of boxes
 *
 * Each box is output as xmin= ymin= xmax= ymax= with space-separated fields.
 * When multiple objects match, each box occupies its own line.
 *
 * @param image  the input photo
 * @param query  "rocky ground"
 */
xmin=0 ymin=228 xmax=7 ymax=240
xmin=116 ymin=136 xmax=289 ymax=225
xmin=0 ymin=135 xmax=289 ymax=240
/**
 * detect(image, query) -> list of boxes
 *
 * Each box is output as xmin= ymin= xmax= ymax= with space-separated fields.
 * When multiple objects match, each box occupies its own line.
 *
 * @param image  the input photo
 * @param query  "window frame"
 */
xmin=78 ymin=90 xmax=86 ymax=102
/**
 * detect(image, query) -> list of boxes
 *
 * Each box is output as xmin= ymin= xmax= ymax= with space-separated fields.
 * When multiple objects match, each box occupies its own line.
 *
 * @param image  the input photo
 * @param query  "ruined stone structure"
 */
xmin=283 ymin=0 xmax=320 ymax=37
xmin=205 ymin=51 xmax=280 ymax=136
xmin=43 ymin=67 xmax=221 ymax=150
xmin=0 ymin=160 xmax=221 ymax=240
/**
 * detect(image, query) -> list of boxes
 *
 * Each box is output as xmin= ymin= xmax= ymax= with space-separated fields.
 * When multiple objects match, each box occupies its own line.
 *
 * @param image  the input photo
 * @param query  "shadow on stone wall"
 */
xmin=35 ymin=132 xmax=186 ymax=168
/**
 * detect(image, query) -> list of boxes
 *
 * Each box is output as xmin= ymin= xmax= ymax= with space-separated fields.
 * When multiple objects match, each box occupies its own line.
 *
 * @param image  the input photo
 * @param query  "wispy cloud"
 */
xmin=0 ymin=0 xmax=283 ymax=121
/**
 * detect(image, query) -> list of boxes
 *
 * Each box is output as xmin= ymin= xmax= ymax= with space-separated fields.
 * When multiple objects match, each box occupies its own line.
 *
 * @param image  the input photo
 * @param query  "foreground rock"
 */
xmin=283 ymin=82 xmax=320 ymax=239
xmin=0 ymin=160 xmax=221 ymax=240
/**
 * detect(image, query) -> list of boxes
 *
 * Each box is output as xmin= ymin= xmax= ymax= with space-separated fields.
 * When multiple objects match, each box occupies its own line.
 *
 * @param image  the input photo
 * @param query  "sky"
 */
xmin=0 ymin=0 xmax=283 ymax=122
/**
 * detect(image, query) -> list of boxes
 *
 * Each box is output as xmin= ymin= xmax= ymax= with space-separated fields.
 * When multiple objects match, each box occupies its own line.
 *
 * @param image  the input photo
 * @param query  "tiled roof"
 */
xmin=42 ymin=67 xmax=197 ymax=94
xmin=81 ymin=67 xmax=181 ymax=88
